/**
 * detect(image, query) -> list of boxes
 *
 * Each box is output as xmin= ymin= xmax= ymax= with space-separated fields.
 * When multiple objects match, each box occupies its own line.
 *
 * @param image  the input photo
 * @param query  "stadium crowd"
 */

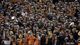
xmin=0 ymin=0 xmax=80 ymax=45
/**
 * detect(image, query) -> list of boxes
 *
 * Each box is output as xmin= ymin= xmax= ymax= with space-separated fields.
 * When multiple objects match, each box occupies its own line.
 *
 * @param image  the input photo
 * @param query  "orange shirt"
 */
xmin=26 ymin=34 xmax=29 ymax=45
xmin=27 ymin=35 xmax=35 ymax=45
xmin=34 ymin=38 xmax=40 ymax=45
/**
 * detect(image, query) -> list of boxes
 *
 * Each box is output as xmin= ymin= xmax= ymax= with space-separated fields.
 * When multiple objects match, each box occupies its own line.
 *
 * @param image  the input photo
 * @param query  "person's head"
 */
xmin=72 ymin=28 xmax=76 ymax=32
xmin=5 ymin=37 xmax=9 ymax=40
xmin=28 ymin=30 xmax=33 ymax=35
xmin=12 ymin=36 xmax=16 ymax=42
xmin=69 ymin=34 xmax=73 ymax=39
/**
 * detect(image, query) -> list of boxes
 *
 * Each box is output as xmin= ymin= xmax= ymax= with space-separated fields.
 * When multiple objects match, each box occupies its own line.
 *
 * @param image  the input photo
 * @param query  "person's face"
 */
xmin=70 ymin=35 xmax=73 ymax=39
xmin=72 ymin=28 xmax=76 ymax=32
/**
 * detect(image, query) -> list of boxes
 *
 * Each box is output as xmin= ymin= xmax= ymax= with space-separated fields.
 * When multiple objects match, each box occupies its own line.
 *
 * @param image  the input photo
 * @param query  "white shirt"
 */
xmin=4 ymin=40 xmax=11 ymax=45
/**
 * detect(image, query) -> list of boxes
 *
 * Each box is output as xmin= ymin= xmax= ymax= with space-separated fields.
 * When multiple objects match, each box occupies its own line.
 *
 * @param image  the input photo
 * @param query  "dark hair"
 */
xmin=5 ymin=37 xmax=9 ymax=40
